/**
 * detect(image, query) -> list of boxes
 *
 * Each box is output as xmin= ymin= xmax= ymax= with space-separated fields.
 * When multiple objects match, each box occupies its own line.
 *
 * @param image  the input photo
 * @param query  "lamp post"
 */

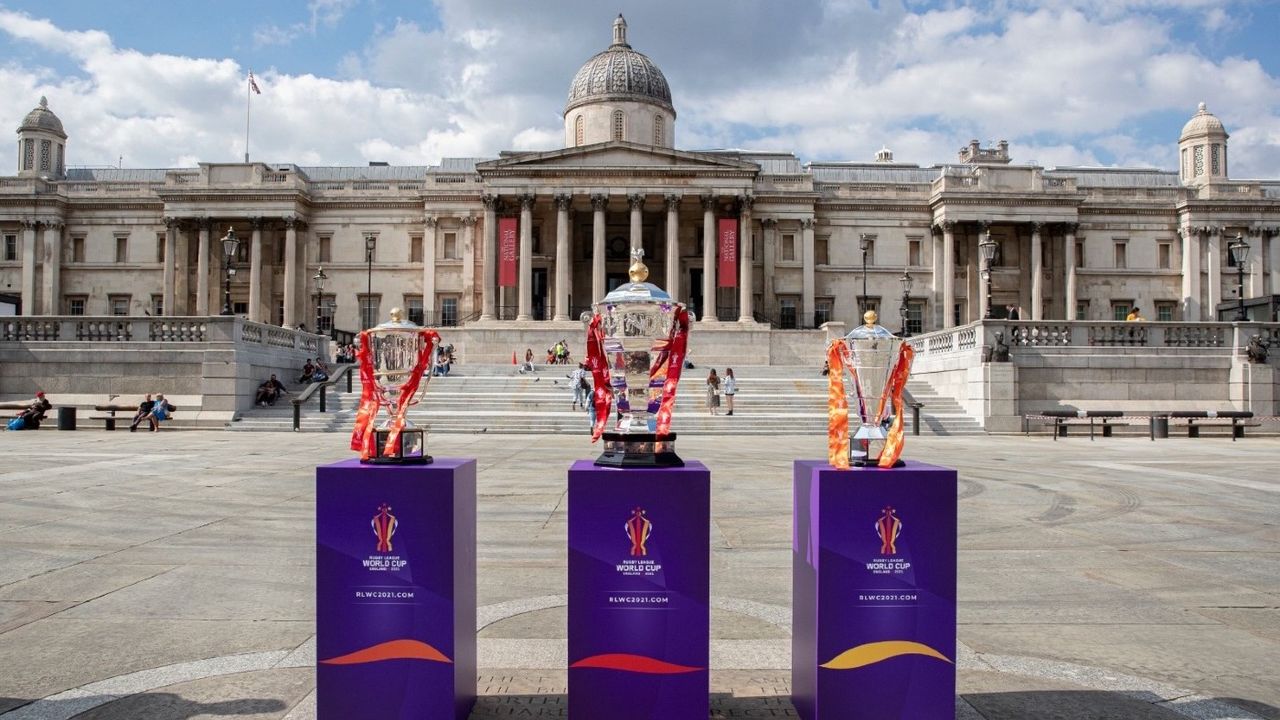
xmin=313 ymin=266 xmax=328 ymax=335
xmin=363 ymin=233 xmax=376 ymax=329
xmin=219 ymin=226 xmax=239 ymax=316
xmin=979 ymin=231 xmax=997 ymax=319
xmin=858 ymin=233 xmax=871 ymax=314
xmin=899 ymin=270 xmax=914 ymax=337
xmin=1228 ymin=232 xmax=1249 ymax=321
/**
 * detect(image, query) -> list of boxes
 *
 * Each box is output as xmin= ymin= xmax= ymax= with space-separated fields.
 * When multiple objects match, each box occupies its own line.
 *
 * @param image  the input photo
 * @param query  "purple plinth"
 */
xmin=316 ymin=458 xmax=476 ymax=720
xmin=568 ymin=460 xmax=710 ymax=719
xmin=792 ymin=460 xmax=957 ymax=720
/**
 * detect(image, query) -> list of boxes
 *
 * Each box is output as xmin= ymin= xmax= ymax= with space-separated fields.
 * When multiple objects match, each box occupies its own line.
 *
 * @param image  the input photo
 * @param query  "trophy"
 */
xmin=350 ymin=307 xmax=441 ymax=464
xmin=583 ymin=249 xmax=691 ymax=467
xmin=827 ymin=310 xmax=915 ymax=469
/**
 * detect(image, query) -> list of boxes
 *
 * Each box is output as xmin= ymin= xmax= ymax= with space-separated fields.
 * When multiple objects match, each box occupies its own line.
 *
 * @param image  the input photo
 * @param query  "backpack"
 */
xmin=7 ymin=417 xmax=25 ymax=431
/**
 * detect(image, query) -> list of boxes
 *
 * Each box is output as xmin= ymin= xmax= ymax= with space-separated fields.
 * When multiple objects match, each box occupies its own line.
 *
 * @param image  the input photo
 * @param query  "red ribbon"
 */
xmin=350 ymin=329 xmax=439 ymax=460
xmin=586 ymin=314 xmax=612 ymax=442
xmin=653 ymin=307 xmax=689 ymax=437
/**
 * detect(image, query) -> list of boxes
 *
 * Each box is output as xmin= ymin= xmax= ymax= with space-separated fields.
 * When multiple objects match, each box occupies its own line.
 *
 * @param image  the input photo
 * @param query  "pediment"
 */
xmin=477 ymin=141 xmax=757 ymax=172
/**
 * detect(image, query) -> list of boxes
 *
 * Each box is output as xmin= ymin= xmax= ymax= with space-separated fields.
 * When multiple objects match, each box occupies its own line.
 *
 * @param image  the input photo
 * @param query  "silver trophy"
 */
xmin=352 ymin=307 xmax=439 ymax=464
xmin=584 ymin=249 xmax=691 ymax=467
xmin=839 ymin=310 xmax=907 ymax=467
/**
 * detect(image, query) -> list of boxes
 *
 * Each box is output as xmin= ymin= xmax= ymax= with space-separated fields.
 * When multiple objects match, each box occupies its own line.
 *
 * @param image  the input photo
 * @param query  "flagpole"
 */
xmin=244 ymin=71 xmax=252 ymax=163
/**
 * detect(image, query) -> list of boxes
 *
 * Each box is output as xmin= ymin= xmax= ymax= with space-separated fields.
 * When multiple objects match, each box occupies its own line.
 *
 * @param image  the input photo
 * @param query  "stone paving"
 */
xmin=0 ymin=430 xmax=1277 ymax=719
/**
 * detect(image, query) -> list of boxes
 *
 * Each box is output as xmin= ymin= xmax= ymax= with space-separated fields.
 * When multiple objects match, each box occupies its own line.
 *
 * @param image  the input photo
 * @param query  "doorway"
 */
xmin=689 ymin=269 xmax=704 ymax=320
xmin=533 ymin=268 xmax=548 ymax=320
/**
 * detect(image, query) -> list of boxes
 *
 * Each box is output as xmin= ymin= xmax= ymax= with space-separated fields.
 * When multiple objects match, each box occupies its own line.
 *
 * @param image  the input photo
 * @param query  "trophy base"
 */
xmin=852 ymin=457 xmax=906 ymax=469
xmin=362 ymin=428 xmax=433 ymax=465
xmin=595 ymin=432 xmax=683 ymax=468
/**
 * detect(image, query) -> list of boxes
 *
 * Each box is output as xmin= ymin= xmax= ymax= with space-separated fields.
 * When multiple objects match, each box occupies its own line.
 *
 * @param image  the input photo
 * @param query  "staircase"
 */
xmin=227 ymin=365 xmax=986 ymax=436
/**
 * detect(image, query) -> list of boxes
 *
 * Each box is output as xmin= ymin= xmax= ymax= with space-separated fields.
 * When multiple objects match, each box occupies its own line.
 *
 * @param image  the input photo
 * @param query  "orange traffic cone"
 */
xmin=512 ymin=351 xmax=517 ymax=365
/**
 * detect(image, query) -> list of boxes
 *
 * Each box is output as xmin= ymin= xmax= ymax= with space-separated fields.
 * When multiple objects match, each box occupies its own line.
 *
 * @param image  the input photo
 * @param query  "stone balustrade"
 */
xmin=909 ymin=319 xmax=1278 ymax=357
xmin=0 ymin=315 xmax=326 ymax=354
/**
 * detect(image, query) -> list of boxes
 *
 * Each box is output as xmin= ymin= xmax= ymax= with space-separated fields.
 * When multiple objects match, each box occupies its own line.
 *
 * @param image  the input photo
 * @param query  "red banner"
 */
xmin=717 ymin=218 xmax=737 ymax=288
xmin=499 ymin=217 xmax=518 ymax=288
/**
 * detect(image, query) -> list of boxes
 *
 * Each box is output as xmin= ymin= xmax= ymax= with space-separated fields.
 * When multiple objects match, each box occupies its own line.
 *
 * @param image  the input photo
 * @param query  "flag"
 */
xmin=248 ymin=71 xmax=262 ymax=94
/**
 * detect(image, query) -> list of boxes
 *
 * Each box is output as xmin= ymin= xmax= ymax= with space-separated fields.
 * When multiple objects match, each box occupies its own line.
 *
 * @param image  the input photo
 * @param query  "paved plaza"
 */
xmin=0 ymin=430 xmax=1277 ymax=719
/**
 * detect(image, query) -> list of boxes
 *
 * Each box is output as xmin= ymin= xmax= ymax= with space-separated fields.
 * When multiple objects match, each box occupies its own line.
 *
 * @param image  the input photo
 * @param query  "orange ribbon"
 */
xmin=826 ymin=340 xmax=852 ymax=469
xmin=350 ymin=329 xmax=439 ymax=460
xmin=876 ymin=343 xmax=915 ymax=469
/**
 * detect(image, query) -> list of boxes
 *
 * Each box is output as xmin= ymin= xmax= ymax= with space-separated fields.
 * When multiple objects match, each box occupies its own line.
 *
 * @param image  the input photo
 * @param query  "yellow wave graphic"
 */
xmin=820 ymin=641 xmax=952 ymax=670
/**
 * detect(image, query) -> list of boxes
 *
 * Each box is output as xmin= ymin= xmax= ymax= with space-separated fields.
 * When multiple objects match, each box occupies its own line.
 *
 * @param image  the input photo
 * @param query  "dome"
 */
xmin=565 ymin=15 xmax=674 ymax=117
xmin=1180 ymin=102 xmax=1227 ymax=141
xmin=18 ymin=97 xmax=67 ymax=139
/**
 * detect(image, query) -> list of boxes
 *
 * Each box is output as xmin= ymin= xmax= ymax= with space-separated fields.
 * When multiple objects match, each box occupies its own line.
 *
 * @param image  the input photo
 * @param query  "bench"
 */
xmin=1168 ymin=411 xmax=1257 ymax=440
xmin=1029 ymin=410 xmax=1130 ymax=440
xmin=91 ymin=404 xmax=137 ymax=431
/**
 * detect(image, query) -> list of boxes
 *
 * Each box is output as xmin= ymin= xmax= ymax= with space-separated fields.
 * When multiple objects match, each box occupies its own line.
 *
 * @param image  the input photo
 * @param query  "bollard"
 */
xmin=346 ymin=368 xmax=353 ymax=393
xmin=320 ymin=385 xmax=327 ymax=413
xmin=911 ymin=403 xmax=921 ymax=436
xmin=293 ymin=402 xmax=301 ymax=432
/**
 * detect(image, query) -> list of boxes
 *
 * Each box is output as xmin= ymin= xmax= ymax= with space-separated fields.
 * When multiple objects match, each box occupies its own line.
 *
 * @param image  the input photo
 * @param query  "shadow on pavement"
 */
xmin=0 ymin=694 xmax=287 ymax=719
xmin=962 ymin=690 xmax=1280 ymax=720
xmin=471 ymin=693 xmax=800 ymax=717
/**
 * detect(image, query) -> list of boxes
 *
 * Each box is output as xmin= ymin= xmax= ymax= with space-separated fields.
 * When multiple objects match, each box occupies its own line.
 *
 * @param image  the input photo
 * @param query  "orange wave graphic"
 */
xmin=320 ymin=639 xmax=452 ymax=665
xmin=820 ymin=641 xmax=951 ymax=670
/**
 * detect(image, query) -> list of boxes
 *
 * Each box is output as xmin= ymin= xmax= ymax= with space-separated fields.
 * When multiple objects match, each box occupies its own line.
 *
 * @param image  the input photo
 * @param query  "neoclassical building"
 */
xmin=3 ymin=15 xmax=1280 ymax=335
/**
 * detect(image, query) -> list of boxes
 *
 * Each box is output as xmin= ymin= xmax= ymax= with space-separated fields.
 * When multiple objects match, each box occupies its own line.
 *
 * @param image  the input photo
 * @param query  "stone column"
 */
xmin=801 ymin=218 xmax=816 ymax=327
xmin=40 ymin=222 xmax=61 ymax=315
xmin=517 ymin=194 xmax=534 ymax=321
xmin=554 ymin=194 xmax=572 ymax=320
xmin=738 ymin=195 xmax=754 ymax=322
xmin=1181 ymin=227 xmax=1201 ymax=321
xmin=1269 ymin=229 xmax=1280 ymax=296
xmin=174 ymin=222 xmax=190 ymax=315
xmin=424 ymin=216 xmax=438 ymax=323
xmin=19 ymin=221 xmax=37 ymax=315
xmin=1246 ymin=229 xmax=1264 ymax=299
xmin=1064 ymin=223 xmax=1078 ymax=321
xmin=1206 ymin=226 xmax=1222 ymax=319
xmin=1030 ymin=221 xmax=1044 ymax=321
xmin=664 ymin=194 xmax=680 ymax=301
xmin=196 ymin=219 xmax=210 ymax=315
xmin=942 ymin=221 xmax=955 ymax=328
xmin=461 ymin=216 xmax=477 ymax=317
xmin=931 ymin=226 xmax=942 ymax=329
xmin=628 ymin=193 xmax=644 ymax=253
xmin=480 ymin=194 xmax=497 ymax=320
xmin=591 ymin=194 xmax=607 ymax=304
xmin=248 ymin=218 xmax=263 ymax=322
xmin=976 ymin=225 xmax=990 ymax=323
xmin=283 ymin=217 xmax=298 ymax=327
xmin=163 ymin=219 xmax=177 ymax=316
xmin=701 ymin=195 xmax=717 ymax=322
xmin=761 ymin=218 xmax=777 ymax=316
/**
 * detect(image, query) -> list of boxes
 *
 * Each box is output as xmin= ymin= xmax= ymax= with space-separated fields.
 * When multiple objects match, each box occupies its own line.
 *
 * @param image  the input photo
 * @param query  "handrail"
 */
xmin=290 ymin=363 xmax=357 ymax=431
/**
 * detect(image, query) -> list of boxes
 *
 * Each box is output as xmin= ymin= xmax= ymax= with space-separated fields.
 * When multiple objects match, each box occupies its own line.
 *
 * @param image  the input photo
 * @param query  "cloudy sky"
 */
xmin=1 ymin=0 xmax=1278 ymax=176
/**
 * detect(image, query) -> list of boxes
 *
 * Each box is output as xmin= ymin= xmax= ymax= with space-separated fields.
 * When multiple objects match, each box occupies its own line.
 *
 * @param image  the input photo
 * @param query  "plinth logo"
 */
xmin=625 ymin=507 xmax=652 ymax=557
xmin=875 ymin=507 xmax=902 ymax=555
xmin=372 ymin=503 xmax=398 ymax=553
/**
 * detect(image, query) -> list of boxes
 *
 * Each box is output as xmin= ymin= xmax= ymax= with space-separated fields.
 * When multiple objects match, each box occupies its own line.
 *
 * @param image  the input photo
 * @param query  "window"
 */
xmin=274 ymin=298 xmax=285 ymax=326
xmin=441 ymin=297 xmax=458 ymax=327
xmin=275 ymin=238 xmax=286 ymax=264
xmin=2 ymin=234 xmax=15 ymax=262
xmin=815 ymin=299 xmax=833 ymax=326
xmin=1193 ymin=145 xmax=1204 ymax=176
xmin=109 ymin=295 xmax=130 ymax=316
xmin=233 ymin=301 xmax=249 ymax=316
xmin=815 ymin=236 xmax=829 ymax=265
xmin=151 ymin=295 xmax=164 ymax=316
xmin=779 ymin=297 xmax=798 ymax=329
xmin=1211 ymin=145 xmax=1220 ymax=175
xmin=444 ymin=232 xmax=458 ymax=259
xmin=1156 ymin=302 xmax=1176 ymax=322
xmin=66 ymin=296 xmax=86 ymax=315
xmin=405 ymin=295 xmax=424 ymax=325
xmin=781 ymin=233 xmax=796 ymax=262
xmin=115 ymin=236 xmax=129 ymax=263
xmin=1157 ymin=242 xmax=1171 ymax=269
xmin=22 ymin=139 xmax=34 ymax=171
xmin=236 ymin=239 xmax=249 ymax=263
xmin=72 ymin=236 xmax=85 ymax=263
xmin=1181 ymin=148 xmax=1188 ymax=179
xmin=359 ymin=294 xmax=381 ymax=330
xmin=1113 ymin=240 xmax=1127 ymax=269
xmin=952 ymin=301 xmax=965 ymax=327
xmin=905 ymin=300 xmax=925 ymax=335
xmin=39 ymin=139 xmax=50 ymax=172
xmin=1111 ymin=300 xmax=1133 ymax=321
xmin=56 ymin=144 xmax=63 ymax=175
xmin=1075 ymin=300 xmax=1089 ymax=321
xmin=575 ymin=115 xmax=584 ymax=146
xmin=532 ymin=226 xmax=543 ymax=255
xmin=908 ymin=238 xmax=922 ymax=267
xmin=654 ymin=114 xmax=664 ymax=145
xmin=611 ymin=110 xmax=624 ymax=141
xmin=410 ymin=236 xmax=423 ymax=263
xmin=1074 ymin=241 xmax=1084 ymax=268
xmin=156 ymin=234 xmax=165 ymax=263
xmin=862 ymin=297 xmax=880 ymax=316
xmin=318 ymin=235 xmax=332 ymax=263
xmin=316 ymin=295 xmax=334 ymax=332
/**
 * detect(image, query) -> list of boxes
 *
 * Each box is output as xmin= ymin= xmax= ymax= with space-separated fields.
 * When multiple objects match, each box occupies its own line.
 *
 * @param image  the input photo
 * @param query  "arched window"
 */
xmin=654 ymin=114 xmax=664 ymax=145
xmin=611 ymin=110 xmax=624 ymax=141
xmin=574 ymin=115 xmax=584 ymax=147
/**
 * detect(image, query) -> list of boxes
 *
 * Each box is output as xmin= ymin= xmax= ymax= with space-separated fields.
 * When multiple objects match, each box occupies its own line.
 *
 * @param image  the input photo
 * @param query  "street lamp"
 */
xmin=313 ymin=266 xmax=328 ymax=335
xmin=858 ymin=233 xmax=872 ymax=314
xmin=1228 ymin=232 xmax=1249 ymax=321
xmin=979 ymin=231 xmax=998 ymax=319
xmin=363 ymin=233 xmax=376 ymax=329
xmin=899 ymin=270 xmax=914 ymax=337
xmin=219 ymin=226 xmax=239 ymax=316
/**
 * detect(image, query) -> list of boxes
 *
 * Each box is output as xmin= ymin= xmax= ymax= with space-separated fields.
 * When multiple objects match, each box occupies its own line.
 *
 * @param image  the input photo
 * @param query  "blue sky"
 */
xmin=1 ymin=0 xmax=1277 ymax=175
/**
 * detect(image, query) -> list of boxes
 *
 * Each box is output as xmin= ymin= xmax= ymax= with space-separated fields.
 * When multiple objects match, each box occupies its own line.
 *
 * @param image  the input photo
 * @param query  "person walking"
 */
xmin=705 ymin=369 xmax=721 ymax=416
xmin=570 ymin=362 xmax=588 ymax=410
xmin=722 ymin=368 xmax=737 ymax=416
